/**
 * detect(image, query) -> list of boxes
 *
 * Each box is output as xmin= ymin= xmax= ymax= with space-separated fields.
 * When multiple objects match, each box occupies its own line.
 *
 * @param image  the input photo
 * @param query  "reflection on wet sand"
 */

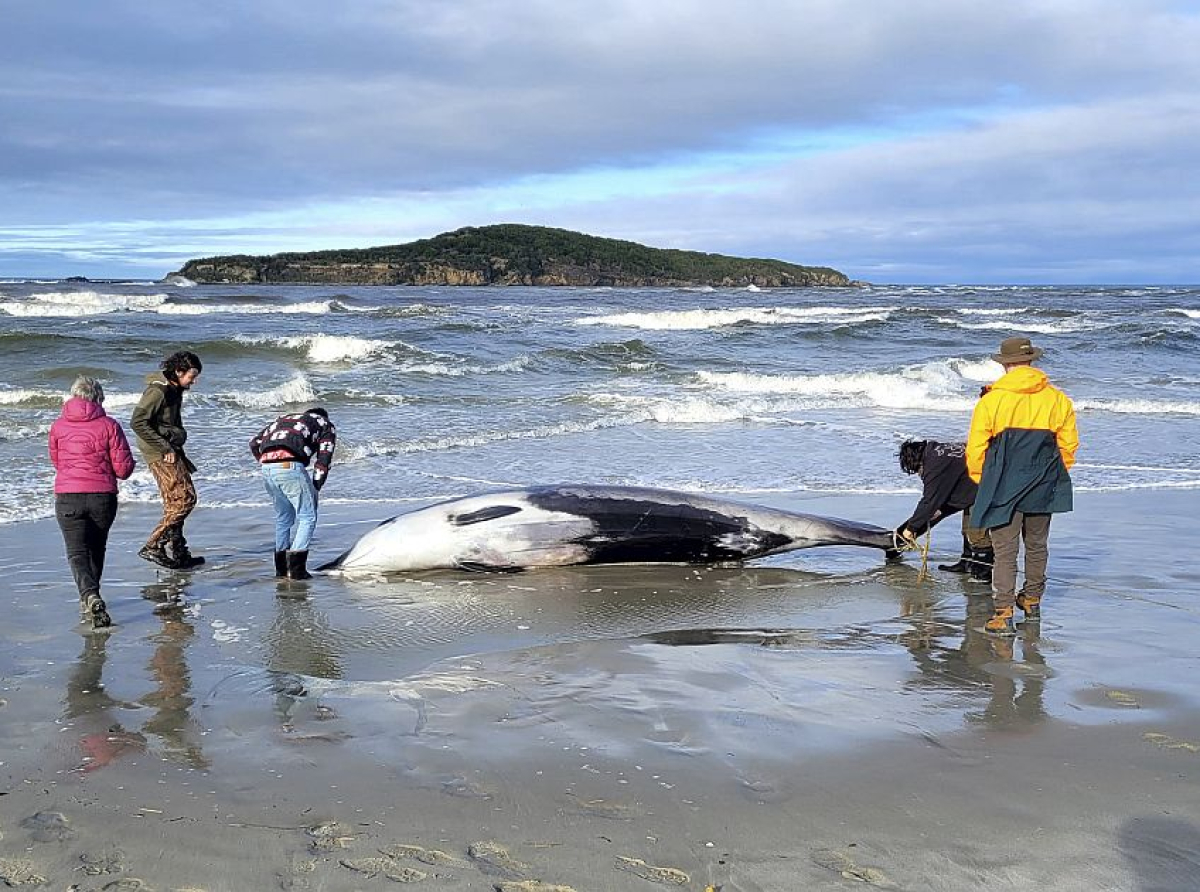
xmin=266 ymin=596 xmax=344 ymax=729
xmin=62 ymin=582 xmax=209 ymax=773
xmin=138 ymin=583 xmax=209 ymax=770
xmin=64 ymin=635 xmax=146 ymax=774
xmin=897 ymin=592 xmax=1048 ymax=730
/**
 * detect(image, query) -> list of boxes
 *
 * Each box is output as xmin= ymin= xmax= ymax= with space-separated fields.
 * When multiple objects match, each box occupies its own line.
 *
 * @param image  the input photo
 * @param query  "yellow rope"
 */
xmin=915 ymin=530 xmax=932 ymax=583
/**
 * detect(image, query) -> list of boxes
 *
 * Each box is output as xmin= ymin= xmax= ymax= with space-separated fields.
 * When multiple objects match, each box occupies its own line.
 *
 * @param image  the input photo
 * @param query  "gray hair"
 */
xmin=70 ymin=375 xmax=105 ymax=404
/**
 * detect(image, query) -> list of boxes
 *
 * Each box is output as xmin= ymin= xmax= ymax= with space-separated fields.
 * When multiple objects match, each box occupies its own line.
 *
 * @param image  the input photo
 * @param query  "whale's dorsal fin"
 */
xmin=450 ymin=505 xmax=522 ymax=526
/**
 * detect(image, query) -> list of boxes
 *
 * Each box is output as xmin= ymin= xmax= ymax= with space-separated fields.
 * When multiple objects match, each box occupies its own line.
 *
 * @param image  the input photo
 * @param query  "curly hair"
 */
xmin=898 ymin=440 xmax=926 ymax=475
xmin=160 ymin=350 xmax=203 ymax=382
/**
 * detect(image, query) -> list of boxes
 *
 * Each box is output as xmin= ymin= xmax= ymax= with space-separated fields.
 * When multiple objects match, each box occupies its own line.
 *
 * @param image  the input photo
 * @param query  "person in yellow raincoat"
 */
xmin=967 ymin=337 xmax=1079 ymax=636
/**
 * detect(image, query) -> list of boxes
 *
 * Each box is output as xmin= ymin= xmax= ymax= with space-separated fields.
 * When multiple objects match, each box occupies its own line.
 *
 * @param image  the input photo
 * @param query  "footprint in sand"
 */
xmin=339 ymin=857 xmax=428 ymax=883
xmin=0 ymin=858 xmax=47 ymax=887
xmin=19 ymin=811 xmax=75 ymax=843
xmin=77 ymin=848 xmax=126 ymax=876
xmin=276 ymin=854 xmax=317 ymax=891
xmin=468 ymin=842 xmax=530 ymax=880
xmin=305 ymin=820 xmax=355 ymax=852
xmin=1106 ymin=690 xmax=1141 ymax=708
xmin=810 ymin=848 xmax=896 ymax=887
xmin=1144 ymin=732 xmax=1200 ymax=753
xmin=494 ymin=882 xmax=579 ymax=892
xmin=614 ymin=856 xmax=689 ymax=886
xmin=441 ymin=777 xmax=494 ymax=800
xmin=379 ymin=844 xmax=468 ymax=869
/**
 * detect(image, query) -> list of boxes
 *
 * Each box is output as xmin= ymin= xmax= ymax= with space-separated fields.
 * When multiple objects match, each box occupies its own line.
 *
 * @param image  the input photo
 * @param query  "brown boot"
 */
xmin=1015 ymin=592 xmax=1041 ymax=619
xmin=985 ymin=606 xmax=1016 ymax=637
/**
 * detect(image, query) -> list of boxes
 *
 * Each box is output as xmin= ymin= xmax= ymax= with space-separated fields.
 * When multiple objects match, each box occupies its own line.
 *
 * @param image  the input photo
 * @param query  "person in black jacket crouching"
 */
xmin=895 ymin=439 xmax=992 ymax=581
xmin=249 ymin=407 xmax=337 ymax=580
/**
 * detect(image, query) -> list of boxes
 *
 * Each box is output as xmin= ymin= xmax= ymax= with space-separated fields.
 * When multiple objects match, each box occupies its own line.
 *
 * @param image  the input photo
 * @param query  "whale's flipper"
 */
xmin=453 ymin=559 xmax=524 ymax=574
xmin=450 ymin=505 xmax=522 ymax=526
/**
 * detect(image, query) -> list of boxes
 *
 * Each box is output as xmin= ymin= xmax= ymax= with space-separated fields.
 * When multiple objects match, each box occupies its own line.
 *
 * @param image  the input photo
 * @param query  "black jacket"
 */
xmin=249 ymin=411 xmax=337 ymax=490
xmin=901 ymin=441 xmax=978 ymax=534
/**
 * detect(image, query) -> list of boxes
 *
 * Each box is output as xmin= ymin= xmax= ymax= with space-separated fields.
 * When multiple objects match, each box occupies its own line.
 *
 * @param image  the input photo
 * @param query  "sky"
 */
xmin=2 ymin=0 xmax=1199 ymax=284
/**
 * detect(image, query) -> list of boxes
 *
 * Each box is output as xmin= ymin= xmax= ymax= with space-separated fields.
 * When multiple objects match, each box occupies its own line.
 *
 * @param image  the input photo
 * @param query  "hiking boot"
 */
xmin=139 ymin=543 xmax=184 ymax=570
xmin=287 ymin=550 xmax=313 ymax=580
xmin=274 ymin=551 xmax=288 ymax=578
xmin=968 ymin=547 xmax=994 ymax=583
xmin=85 ymin=594 xmax=112 ymax=630
xmin=1016 ymin=592 xmax=1042 ymax=619
xmin=985 ymin=606 xmax=1016 ymax=637
xmin=938 ymin=537 xmax=972 ymax=573
xmin=173 ymin=552 xmax=206 ymax=570
xmin=166 ymin=531 xmax=206 ymax=569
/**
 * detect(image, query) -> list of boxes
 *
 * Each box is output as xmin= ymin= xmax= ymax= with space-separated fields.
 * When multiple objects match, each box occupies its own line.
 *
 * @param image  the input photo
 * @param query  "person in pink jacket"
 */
xmin=49 ymin=376 xmax=136 ymax=629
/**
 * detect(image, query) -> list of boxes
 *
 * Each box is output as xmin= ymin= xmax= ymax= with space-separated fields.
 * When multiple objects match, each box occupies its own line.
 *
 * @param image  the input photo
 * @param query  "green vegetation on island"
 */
xmin=174 ymin=224 xmax=854 ymax=287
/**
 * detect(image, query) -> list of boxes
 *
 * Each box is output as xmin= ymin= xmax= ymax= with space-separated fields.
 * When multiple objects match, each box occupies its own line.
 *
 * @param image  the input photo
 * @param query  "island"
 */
xmin=173 ymin=224 xmax=853 ymax=287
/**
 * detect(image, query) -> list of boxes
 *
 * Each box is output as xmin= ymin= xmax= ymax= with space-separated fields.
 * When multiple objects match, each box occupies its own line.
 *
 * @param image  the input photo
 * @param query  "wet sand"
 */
xmin=1 ymin=490 xmax=1198 ymax=891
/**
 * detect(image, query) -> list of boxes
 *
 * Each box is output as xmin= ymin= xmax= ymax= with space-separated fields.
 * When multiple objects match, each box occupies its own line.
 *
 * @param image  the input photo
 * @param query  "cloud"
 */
xmin=1 ymin=0 xmax=1198 ymax=280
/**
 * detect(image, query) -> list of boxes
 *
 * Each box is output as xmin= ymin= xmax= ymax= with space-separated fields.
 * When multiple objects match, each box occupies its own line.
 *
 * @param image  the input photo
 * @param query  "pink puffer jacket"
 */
xmin=49 ymin=398 xmax=136 ymax=494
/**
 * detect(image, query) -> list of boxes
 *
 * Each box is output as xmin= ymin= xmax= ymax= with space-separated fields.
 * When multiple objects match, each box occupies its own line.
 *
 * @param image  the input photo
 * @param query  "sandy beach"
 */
xmin=1 ymin=489 xmax=1197 ymax=891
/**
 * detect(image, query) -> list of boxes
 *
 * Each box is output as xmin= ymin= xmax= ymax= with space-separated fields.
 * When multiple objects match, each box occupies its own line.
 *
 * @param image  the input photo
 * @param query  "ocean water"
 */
xmin=1 ymin=280 xmax=1198 ymax=526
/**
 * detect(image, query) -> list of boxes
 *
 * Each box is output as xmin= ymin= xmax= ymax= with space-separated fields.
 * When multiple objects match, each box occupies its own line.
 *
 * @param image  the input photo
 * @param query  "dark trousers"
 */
xmin=55 ymin=492 xmax=118 ymax=599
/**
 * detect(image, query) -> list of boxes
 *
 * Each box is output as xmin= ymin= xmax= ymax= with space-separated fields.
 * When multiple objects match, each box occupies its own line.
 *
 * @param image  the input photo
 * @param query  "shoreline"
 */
xmin=2 ymin=489 xmax=1198 ymax=890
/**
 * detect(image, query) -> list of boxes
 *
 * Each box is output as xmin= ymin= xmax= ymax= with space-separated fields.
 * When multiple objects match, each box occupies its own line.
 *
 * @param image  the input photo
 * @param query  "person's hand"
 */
xmin=893 ymin=527 xmax=919 ymax=550
xmin=163 ymin=452 xmax=176 ymax=465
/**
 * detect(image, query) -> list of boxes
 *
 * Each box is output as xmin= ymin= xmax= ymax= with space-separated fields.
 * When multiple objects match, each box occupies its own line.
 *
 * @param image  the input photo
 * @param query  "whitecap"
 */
xmin=1077 ymin=398 xmax=1200 ymax=416
xmin=0 ymin=291 xmax=169 ymax=316
xmin=693 ymin=367 xmax=975 ymax=412
xmin=213 ymin=374 xmax=318 ymax=409
xmin=574 ymin=306 xmax=893 ymax=330
xmin=157 ymin=300 xmax=333 ymax=316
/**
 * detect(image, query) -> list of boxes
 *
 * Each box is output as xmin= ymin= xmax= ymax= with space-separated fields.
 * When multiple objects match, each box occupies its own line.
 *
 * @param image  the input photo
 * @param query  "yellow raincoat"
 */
xmin=966 ymin=366 xmax=1079 ymax=484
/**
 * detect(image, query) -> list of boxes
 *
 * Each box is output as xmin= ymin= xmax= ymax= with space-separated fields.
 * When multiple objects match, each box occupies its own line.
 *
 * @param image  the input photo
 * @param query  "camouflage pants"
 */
xmin=145 ymin=458 xmax=197 ymax=550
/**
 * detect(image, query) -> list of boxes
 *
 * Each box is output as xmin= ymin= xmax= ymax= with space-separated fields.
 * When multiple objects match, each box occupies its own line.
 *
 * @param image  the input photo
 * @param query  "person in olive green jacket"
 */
xmin=131 ymin=351 xmax=204 ymax=570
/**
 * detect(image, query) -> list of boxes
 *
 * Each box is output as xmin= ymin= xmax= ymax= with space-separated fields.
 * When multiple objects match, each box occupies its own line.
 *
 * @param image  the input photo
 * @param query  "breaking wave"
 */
xmin=0 ymin=290 xmax=354 ymax=317
xmin=574 ymin=306 xmax=894 ymax=330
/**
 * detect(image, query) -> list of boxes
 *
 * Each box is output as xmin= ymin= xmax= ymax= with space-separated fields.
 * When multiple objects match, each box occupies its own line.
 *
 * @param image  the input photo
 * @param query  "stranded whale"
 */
xmin=318 ymin=484 xmax=898 ymax=574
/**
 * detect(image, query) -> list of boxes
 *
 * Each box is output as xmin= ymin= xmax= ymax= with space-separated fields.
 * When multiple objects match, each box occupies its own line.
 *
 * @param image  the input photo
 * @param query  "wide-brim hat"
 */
xmin=992 ymin=336 xmax=1044 ymax=364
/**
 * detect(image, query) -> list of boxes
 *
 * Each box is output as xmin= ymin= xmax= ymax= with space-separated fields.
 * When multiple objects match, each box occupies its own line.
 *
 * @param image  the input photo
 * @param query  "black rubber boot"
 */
xmin=287 ymin=550 xmax=313 ymax=580
xmin=139 ymin=542 xmax=184 ymax=570
xmin=969 ymin=547 xmax=994 ymax=583
xmin=938 ymin=536 xmax=973 ymax=573
xmin=274 ymin=551 xmax=288 ymax=578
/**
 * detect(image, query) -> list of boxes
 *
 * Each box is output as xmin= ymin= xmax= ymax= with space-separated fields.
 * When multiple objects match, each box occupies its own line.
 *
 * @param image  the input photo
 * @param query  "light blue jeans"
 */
xmin=262 ymin=462 xmax=318 ymax=552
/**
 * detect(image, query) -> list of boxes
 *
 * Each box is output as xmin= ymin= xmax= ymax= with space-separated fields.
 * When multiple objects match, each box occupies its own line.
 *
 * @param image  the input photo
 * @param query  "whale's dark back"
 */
xmin=525 ymin=487 xmax=790 ymax=564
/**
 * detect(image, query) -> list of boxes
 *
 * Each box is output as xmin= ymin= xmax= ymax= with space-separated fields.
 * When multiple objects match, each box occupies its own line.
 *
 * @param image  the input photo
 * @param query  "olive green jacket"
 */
xmin=130 ymin=373 xmax=195 ymax=469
